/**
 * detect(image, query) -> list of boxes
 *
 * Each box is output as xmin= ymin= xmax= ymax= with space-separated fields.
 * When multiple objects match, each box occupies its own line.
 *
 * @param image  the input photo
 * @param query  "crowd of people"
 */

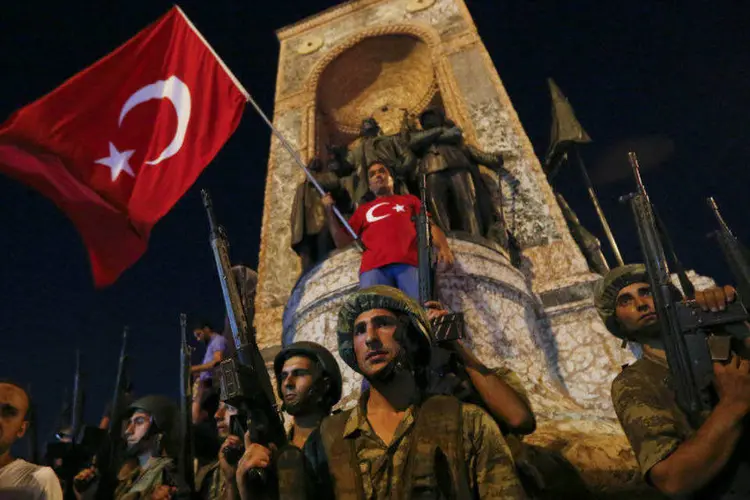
xmin=2 ymin=112 xmax=750 ymax=499
xmin=3 ymin=273 xmax=748 ymax=499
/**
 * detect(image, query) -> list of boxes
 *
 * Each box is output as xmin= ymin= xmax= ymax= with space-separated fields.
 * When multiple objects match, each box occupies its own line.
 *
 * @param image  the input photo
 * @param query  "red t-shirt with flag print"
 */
xmin=349 ymin=193 xmax=423 ymax=274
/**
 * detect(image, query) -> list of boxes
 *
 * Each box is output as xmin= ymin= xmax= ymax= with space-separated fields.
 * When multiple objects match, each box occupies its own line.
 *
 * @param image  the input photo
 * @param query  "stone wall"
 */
xmin=256 ymin=0 xmax=593 ymax=345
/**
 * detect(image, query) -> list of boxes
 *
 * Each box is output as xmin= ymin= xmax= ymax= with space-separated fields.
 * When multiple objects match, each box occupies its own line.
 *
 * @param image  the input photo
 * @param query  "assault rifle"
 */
xmin=72 ymin=327 xmax=129 ymax=499
xmin=71 ymin=349 xmax=83 ymax=440
xmin=415 ymin=173 xmax=434 ymax=306
xmin=414 ymin=172 xmax=464 ymax=343
xmin=178 ymin=313 xmax=194 ymax=492
xmin=708 ymin=197 xmax=750 ymax=308
xmin=201 ymin=190 xmax=286 ymax=483
xmin=622 ymin=152 xmax=750 ymax=423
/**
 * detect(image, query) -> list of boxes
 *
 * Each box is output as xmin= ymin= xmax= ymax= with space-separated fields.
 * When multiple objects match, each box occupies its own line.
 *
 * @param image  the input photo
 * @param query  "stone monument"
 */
xmin=255 ymin=0 xmax=655 ymax=495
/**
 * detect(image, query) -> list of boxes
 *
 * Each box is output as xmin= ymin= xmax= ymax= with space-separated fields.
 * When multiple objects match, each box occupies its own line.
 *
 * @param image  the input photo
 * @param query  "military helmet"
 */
xmin=594 ymin=263 xmax=684 ymax=341
xmin=274 ymin=341 xmax=343 ymax=408
xmin=337 ymin=285 xmax=432 ymax=372
xmin=594 ymin=264 xmax=649 ymax=339
xmin=127 ymin=395 xmax=177 ymax=433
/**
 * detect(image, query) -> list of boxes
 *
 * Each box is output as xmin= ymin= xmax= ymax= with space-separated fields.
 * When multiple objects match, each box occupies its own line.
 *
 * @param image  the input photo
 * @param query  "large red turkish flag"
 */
xmin=0 ymin=7 xmax=247 ymax=286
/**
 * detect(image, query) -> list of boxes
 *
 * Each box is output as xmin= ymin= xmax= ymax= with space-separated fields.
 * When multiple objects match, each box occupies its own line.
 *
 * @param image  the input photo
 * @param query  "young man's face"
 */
xmin=214 ymin=402 xmax=238 ymax=439
xmin=353 ymin=308 xmax=402 ymax=379
xmin=279 ymin=355 xmax=319 ymax=416
xmin=124 ymin=410 xmax=153 ymax=450
xmin=368 ymin=163 xmax=394 ymax=197
xmin=615 ymin=282 xmax=658 ymax=333
xmin=193 ymin=327 xmax=211 ymax=343
xmin=0 ymin=383 xmax=29 ymax=455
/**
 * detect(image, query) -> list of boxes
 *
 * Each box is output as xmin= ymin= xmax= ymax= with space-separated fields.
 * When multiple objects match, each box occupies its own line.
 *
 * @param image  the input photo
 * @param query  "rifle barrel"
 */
xmin=627 ymin=151 xmax=647 ymax=197
xmin=109 ymin=327 xmax=128 ymax=434
xmin=707 ymin=197 xmax=733 ymax=236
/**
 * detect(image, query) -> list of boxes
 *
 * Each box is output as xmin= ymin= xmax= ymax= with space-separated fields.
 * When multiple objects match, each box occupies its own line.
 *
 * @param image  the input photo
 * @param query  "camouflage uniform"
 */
xmin=113 ymin=457 xmax=179 ymax=500
xmin=603 ymin=267 xmax=750 ymax=499
xmin=195 ymin=461 xmax=226 ymax=500
xmin=304 ymin=285 xmax=526 ymax=499
xmin=303 ymin=391 xmax=525 ymax=499
xmin=611 ymin=350 xmax=691 ymax=477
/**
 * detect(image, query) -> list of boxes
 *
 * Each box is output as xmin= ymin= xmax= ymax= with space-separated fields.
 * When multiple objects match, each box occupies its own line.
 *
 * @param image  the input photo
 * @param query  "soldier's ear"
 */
xmin=16 ymin=420 xmax=29 ymax=439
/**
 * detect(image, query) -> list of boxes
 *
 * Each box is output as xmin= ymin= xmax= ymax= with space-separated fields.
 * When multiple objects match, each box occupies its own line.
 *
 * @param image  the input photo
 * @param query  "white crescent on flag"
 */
xmin=366 ymin=202 xmax=391 ymax=223
xmin=118 ymin=75 xmax=192 ymax=165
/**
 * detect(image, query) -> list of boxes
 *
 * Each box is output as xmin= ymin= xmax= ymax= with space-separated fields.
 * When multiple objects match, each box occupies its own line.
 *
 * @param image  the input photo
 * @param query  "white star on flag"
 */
xmin=95 ymin=142 xmax=135 ymax=181
xmin=393 ymin=204 xmax=406 ymax=213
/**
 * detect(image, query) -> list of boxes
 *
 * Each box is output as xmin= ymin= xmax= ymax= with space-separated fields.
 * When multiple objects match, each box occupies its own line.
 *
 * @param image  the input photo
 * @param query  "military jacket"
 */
xmin=612 ymin=350 xmax=750 ymax=499
xmin=195 ymin=461 xmax=226 ymax=500
xmin=303 ymin=393 xmax=526 ymax=499
xmin=113 ymin=457 xmax=181 ymax=500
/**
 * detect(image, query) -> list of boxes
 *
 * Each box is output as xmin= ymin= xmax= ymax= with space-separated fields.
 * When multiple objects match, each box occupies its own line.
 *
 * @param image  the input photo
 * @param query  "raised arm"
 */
xmin=322 ymin=193 xmax=354 ymax=248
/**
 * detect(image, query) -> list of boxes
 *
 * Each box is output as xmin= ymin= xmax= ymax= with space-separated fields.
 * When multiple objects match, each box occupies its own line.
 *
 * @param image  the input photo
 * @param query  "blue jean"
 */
xmin=359 ymin=263 xmax=419 ymax=301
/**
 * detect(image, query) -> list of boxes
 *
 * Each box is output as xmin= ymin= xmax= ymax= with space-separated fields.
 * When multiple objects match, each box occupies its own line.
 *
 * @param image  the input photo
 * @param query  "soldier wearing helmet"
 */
xmin=222 ymin=342 xmax=343 ymax=499
xmin=73 ymin=395 xmax=188 ymax=500
xmin=597 ymin=264 xmax=750 ymax=498
xmin=302 ymin=286 xmax=526 ymax=499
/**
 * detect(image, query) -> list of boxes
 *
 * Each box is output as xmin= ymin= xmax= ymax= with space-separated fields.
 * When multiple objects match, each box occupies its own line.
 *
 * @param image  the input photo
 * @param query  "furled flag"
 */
xmin=0 ymin=6 xmax=248 ymax=286
xmin=544 ymin=78 xmax=592 ymax=176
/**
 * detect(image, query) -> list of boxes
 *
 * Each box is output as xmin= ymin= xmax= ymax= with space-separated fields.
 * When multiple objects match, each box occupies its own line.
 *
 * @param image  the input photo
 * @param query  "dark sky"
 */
xmin=2 ymin=1 xmax=749 ymax=458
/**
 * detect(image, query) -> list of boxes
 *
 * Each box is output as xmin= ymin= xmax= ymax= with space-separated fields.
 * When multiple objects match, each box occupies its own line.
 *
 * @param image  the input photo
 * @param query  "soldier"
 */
xmin=323 ymin=161 xmax=453 ymax=300
xmin=74 ymin=395 xmax=188 ymax=500
xmin=0 ymin=380 xmax=63 ymax=499
xmin=596 ymin=264 xmax=750 ymax=498
xmin=302 ymin=286 xmax=527 ymax=499
xmin=194 ymin=401 xmax=237 ymax=500
xmin=218 ymin=342 xmax=342 ymax=500
xmin=423 ymin=301 xmax=535 ymax=435
xmin=423 ymin=303 xmax=591 ymax=498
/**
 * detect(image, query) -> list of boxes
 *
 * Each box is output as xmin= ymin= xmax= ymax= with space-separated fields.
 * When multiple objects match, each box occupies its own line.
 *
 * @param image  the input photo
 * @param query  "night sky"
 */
xmin=2 ymin=1 xmax=749 ymax=458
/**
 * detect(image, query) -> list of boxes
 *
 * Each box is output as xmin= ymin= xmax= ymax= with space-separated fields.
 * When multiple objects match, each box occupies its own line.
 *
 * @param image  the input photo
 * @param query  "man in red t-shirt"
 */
xmin=323 ymin=161 xmax=453 ymax=300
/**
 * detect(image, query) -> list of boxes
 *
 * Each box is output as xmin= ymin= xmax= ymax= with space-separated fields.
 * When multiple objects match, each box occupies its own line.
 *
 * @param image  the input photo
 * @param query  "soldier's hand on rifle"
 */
xmin=424 ymin=301 xmax=449 ymax=321
xmin=321 ymin=193 xmax=335 ymax=211
xmin=73 ymin=466 xmax=97 ymax=498
xmin=150 ymin=484 xmax=177 ymax=500
xmin=218 ymin=434 xmax=243 ymax=476
xmin=236 ymin=431 xmax=276 ymax=488
xmin=713 ymin=354 xmax=750 ymax=417
xmin=695 ymin=285 xmax=737 ymax=312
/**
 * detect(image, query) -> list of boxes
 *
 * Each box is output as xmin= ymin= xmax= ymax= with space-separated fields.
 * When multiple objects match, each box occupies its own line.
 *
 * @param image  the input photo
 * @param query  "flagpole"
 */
xmin=572 ymin=145 xmax=625 ymax=267
xmin=175 ymin=5 xmax=362 ymax=247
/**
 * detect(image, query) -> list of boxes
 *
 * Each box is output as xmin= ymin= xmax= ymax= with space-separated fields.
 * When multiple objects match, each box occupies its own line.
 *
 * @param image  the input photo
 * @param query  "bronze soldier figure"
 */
xmin=409 ymin=108 xmax=515 ymax=249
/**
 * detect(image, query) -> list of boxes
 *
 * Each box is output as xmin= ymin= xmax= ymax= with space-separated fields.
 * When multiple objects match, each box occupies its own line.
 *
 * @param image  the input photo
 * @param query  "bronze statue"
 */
xmin=290 ymin=157 xmax=351 ymax=271
xmin=345 ymin=117 xmax=416 ymax=203
xmin=409 ymin=108 xmax=514 ymax=248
